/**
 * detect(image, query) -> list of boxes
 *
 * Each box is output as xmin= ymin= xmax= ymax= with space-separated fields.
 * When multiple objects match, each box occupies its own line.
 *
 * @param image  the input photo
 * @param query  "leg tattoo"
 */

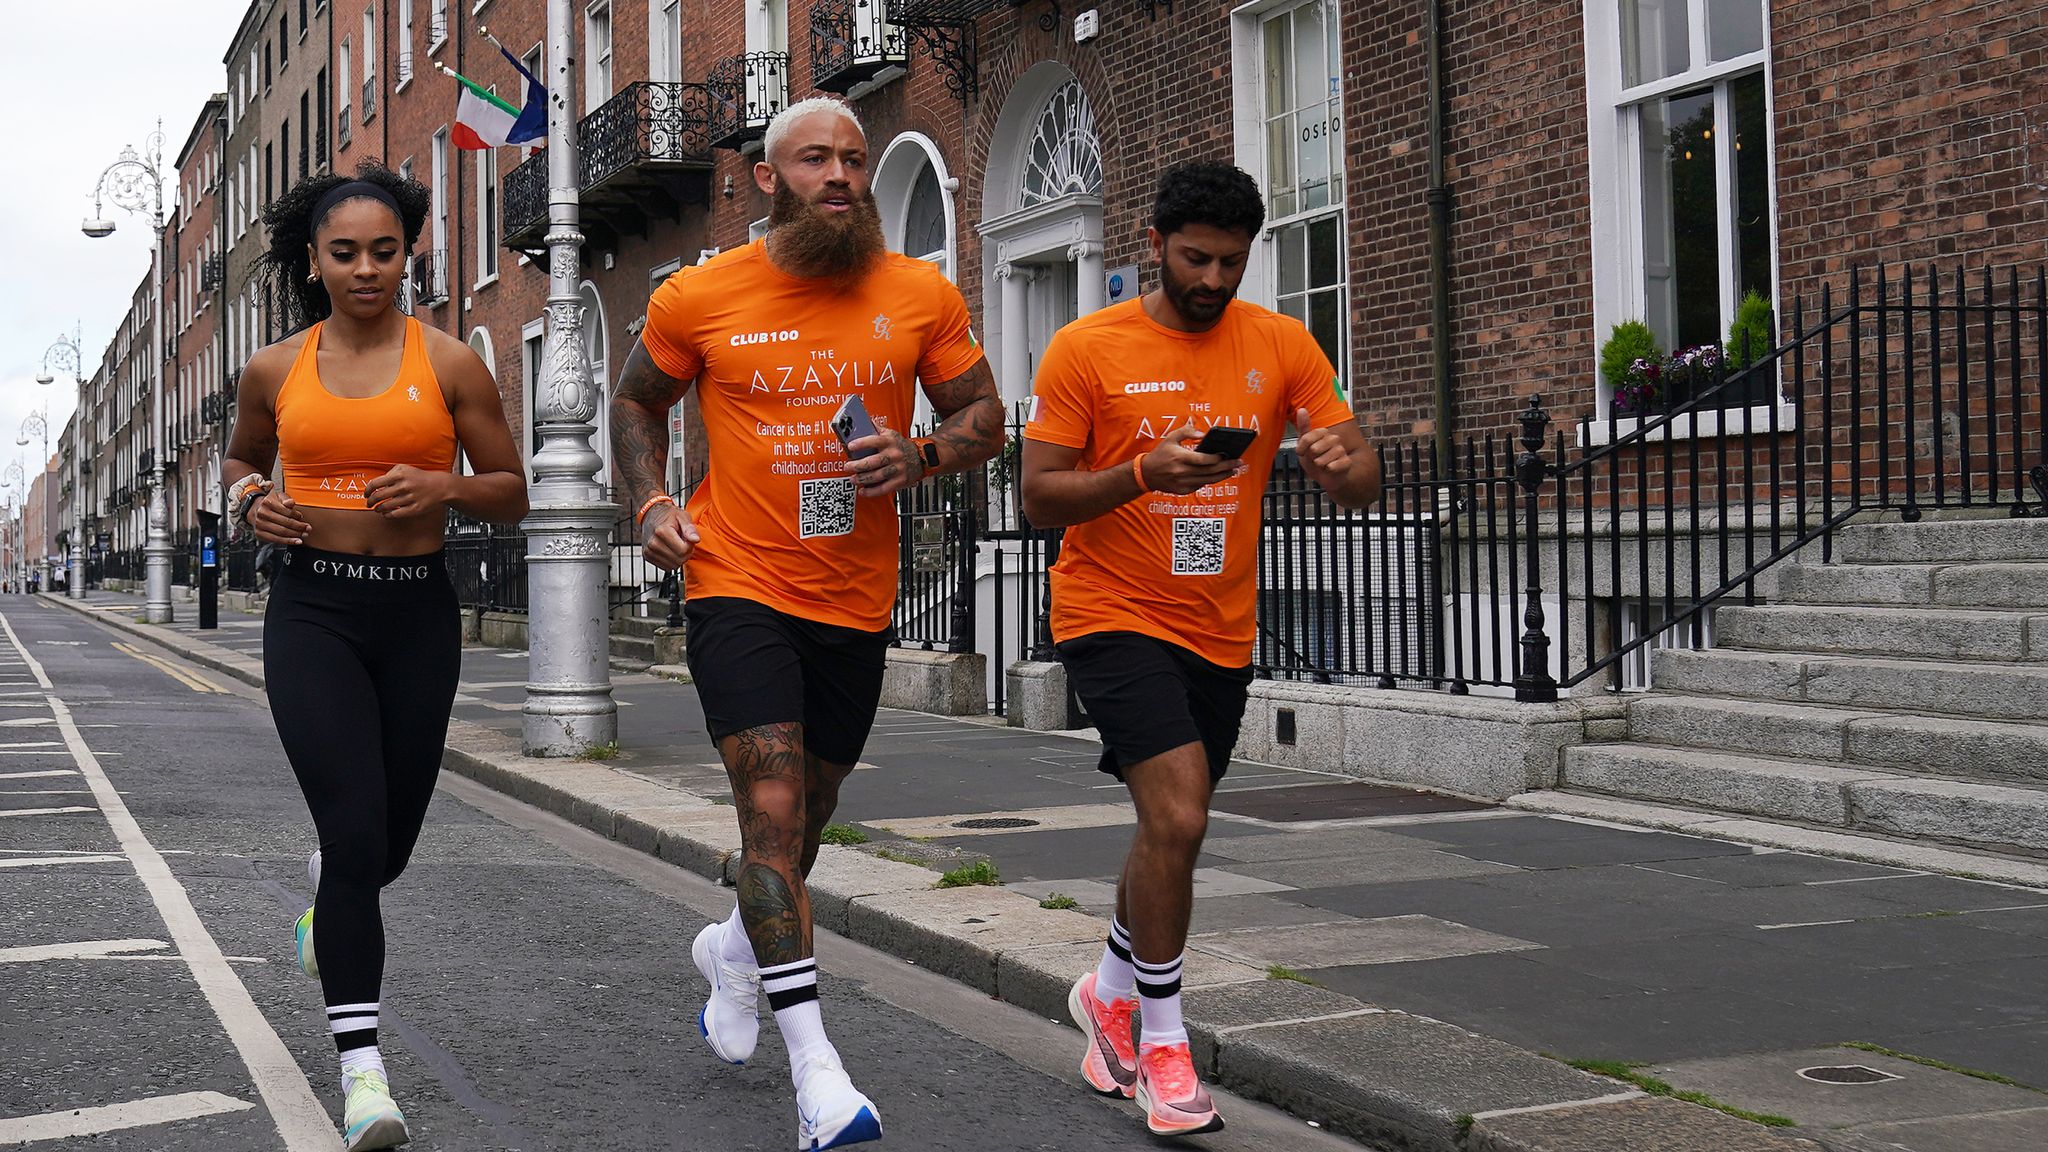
xmin=735 ymin=860 xmax=807 ymax=965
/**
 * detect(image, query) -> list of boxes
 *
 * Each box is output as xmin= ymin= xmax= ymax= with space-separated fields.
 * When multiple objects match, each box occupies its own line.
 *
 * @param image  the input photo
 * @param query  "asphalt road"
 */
xmin=0 ymin=595 xmax=1358 ymax=1152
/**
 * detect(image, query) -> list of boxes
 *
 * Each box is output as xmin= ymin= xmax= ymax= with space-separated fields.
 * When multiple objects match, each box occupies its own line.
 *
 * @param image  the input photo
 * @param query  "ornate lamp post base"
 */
xmin=143 ymin=476 xmax=173 ymax=622
xmin=520 ymin=501 xmax=618 ymax=756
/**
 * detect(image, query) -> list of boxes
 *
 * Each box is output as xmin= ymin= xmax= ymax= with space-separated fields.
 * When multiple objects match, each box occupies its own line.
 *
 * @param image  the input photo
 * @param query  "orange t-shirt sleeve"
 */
xmin=916 ymin=278 xmax=986 ymax=385
xmin=1023 ymin=328 xmax=1092 ymax=450
xmin=640 ymin=269 xmax=705 ymax=382
xmin=1285 ymin=327 xmax=1356 ymax=431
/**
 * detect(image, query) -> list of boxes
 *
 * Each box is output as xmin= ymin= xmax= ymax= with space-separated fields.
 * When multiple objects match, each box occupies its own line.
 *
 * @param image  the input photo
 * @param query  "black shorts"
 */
xmin=683 ymin=596 xmax=893 ymax=766
xmin=1056 ymin=631 xmax=1254 ymax=783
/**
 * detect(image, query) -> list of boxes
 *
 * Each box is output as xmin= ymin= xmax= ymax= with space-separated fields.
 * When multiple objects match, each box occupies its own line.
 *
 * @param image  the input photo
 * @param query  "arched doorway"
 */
xmin=980 ymin=64 xmax=1106 ymax=405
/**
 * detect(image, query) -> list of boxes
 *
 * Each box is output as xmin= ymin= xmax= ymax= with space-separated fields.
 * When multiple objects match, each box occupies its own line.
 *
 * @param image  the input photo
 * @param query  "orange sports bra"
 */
xmin=275 ymin=317 xmax=458 ymax=510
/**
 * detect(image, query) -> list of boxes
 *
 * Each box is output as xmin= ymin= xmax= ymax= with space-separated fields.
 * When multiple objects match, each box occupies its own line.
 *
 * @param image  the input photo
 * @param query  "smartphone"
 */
xmin=831 ymin=394 xmax=881 ymax=460
xmin=1193 ymin=426 xmax=1258 ymax=460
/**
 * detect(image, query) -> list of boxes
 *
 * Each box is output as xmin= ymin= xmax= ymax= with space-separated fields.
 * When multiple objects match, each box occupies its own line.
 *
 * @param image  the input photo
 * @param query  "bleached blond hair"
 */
xmin=761 ymin=97 xmax=866 ymax=165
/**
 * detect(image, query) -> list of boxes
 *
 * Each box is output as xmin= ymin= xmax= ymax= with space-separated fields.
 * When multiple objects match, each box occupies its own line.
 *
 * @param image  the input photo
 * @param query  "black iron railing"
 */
xmin=361 ymin=78 xmax=377 ymax=121
xmin=503 ymin=153 xmax=548 ymax=241
xmin=812 ymin=0 xmax=908 ymax=94
xmin=584 ymin=80 xmax=716 ymax=185
xmin=893 ymin=457 xmax=977 ymax=652
xmin=707 ymin=53 xmax=789 ymax=150
xmin=410 ymin=249 xmax=450 ymax=306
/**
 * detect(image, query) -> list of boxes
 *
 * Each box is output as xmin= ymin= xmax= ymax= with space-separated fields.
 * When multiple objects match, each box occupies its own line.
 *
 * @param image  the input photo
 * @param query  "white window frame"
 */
xmin=428 ymin=0 xmax=448 ymax=54
xmin=1229 ymin=0 xmax=1351 ymax=394
xmin=361 ymin=7 xmax=377 ymax=117
xmin=1582 ymin=0 xmax=1782 ymax=440
xmin=431 ymin=128 xmax=450 ymax=257
xmin=649 ymin=0 xmax=682 ymax=83
xmin=521 ymin=317 xmax=545 ymax=462
xmin=397 ymin=0 xmax=414 ymax=89
xmin=475 ymin=142 xmax=500 ymax=287
xmin=339 ymin=36 xmax=354 ymax=121
xmin=747 ymin=0 xmax=788 ymax=56
xmin=585 ymin=1 xmax=614 ymax=109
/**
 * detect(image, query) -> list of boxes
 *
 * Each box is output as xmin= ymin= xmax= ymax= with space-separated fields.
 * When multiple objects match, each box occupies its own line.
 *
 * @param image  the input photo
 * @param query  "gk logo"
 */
xmin=1245 ymin=369 xmax=1266 ymax=394
xmin=872 ymin=314 xmax=894 ymax=341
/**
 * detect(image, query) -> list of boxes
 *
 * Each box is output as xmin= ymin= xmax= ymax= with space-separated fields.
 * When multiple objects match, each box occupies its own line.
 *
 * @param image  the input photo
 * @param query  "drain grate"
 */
xmin=1797 ymin=1065 xmax=1899 ymax=1085
xmin=953 ymin=817 xmax=1041 ymax=830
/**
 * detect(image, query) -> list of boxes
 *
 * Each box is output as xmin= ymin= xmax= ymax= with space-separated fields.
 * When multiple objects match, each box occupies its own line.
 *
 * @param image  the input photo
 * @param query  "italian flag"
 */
xmin=448 ymin=49 xmax=546 ymax=150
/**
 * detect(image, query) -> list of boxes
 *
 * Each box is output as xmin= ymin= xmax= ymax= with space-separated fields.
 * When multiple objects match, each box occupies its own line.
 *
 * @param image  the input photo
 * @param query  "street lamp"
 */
xmin=16 ymin=408 xmax=50 ymax=594
xmin=81 ymin=124 xmax=172 ymax=624
xmin=1 ymin=462 xmax=25 ymax=594
xmin=39 ymin=325 xmax=86 ymax=601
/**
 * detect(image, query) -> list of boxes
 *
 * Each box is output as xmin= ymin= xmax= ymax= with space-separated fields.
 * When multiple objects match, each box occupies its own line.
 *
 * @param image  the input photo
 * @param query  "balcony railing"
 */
xmin=337 ymin=106 xmax=353 ymax=151
xmin=708 ymin=53 xmax=789 ymax=151
xmin=410 ymin=249 xmax=451 ymax=306
xmin=812 ymin=0 xmax=908 ymax=94
xmin=362 ymin=77 xmax=377 ymax=120
xmin=200 ymin=253 xmax=225 ymax=293
xmin=397 ymin=50 xmax=414 ymax=86
xmin=502 ymin=81 xmax=716 ymax=252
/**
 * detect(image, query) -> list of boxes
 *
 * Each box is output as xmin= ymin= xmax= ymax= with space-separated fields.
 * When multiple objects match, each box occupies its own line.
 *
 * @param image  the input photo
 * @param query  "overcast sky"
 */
xmin=0 ymin=2 xmax=248 ymax=502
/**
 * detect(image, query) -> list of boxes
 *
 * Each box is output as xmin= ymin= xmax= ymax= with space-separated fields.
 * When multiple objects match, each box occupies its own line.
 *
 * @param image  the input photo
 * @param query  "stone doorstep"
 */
xmin=36 ymin=592 xmax=1793 ymax=1151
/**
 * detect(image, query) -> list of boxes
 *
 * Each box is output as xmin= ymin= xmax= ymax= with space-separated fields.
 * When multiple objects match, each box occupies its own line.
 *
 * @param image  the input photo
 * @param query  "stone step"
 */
xmin=1833 ymin=516 xmax=2048 ymax=564
xmin=609 ymin=632 xmax=658 ymax=661
xmin=1717 ymin=602 xmax=2047 ymax=661
xmin=1776 ymin=560 xmax=2048 ymax=609
xmin=1562 ymin=743 xmax=2048 ymax=853
xmin=1625 ymin=695 xmax=2048 ymax=786
xmin=1650 ymin=647 xmax=2048 ymax=721
xmin=608 ymin=613 xmax=674 ymax=639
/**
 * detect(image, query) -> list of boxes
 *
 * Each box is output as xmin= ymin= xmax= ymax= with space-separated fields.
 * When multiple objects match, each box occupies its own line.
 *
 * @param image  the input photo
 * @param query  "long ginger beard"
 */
xmin=767 ymin=180 xmax=887 ymax=285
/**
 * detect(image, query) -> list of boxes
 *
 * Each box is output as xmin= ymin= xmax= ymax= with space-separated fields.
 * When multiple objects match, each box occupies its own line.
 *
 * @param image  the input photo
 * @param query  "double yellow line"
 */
xmin=112 ymin=642 xmax=226 ymax=694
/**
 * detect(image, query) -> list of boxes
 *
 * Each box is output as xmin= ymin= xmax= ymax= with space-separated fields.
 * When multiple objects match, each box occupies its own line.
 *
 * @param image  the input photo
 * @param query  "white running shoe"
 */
xmin=794 ymin=1056 xmax=882 ymax=1150
xmin=309 ymin=849 xmax=323 ymax=890
xmin=340 ymin=1068 xmax=409 ymax=1149
xmin=692 ymin=922 xmax=761 ymax=1065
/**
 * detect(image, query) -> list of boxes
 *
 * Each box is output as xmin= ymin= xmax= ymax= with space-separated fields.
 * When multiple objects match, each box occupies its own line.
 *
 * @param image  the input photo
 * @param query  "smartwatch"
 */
xmin=914 ymin=438 xmax=941 ymax=474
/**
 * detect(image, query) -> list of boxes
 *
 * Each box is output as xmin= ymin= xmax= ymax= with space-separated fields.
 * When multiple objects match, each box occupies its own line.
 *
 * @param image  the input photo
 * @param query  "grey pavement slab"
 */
xmin=1620 ymin=849 xmax=1917 ymax=887
xmin=1218 ymin=847 xmax=1524 ymax=888
xmin=1842 ymin=1107 xmax=2048 ymax=1152
xmin=1195 ymin=914 xmax=1542 ymax=969
xmin=1438 ymin=829 xmax=1761 ymax=870
xmin=1215 ymin=1010 xmax=1625 ymax=1150
xmin=1649 ymin=1046 xmax=2047 ymax=1130
xmin=1763 ymin=914 xmax=2048 ymax=972
xmin=1845 ymin=873 xmax=2048 ymax=912
xmin=1861 ymin=1024 xmax=2048 ymax=1092
xmin=1468 ymin=1096 xmax=1825 ymax=1152
xmin=1199 ymin=825 xmax=1452 ymax=861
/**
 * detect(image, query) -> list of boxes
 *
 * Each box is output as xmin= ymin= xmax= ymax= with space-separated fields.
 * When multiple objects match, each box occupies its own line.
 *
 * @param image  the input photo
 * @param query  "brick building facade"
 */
xmin=74 ymin=0 xmax=2048 ymax=576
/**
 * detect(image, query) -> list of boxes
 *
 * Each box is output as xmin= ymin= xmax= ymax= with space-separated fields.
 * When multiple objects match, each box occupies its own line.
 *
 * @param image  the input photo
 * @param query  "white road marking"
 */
xmin=0 ymin=939 xmax=167 ymax=962
xmin=1757 ymin=919 xmax=1857 ymax=930
xmin=0 ymin=770 xmax=79 ymax=780
xmin=0 ymin=855 xmax=125 ymax=869
xmin=0 ymin=807 xmax=94 ymax=817
xmin=0 ymin=1090 xmax=256 ymax=1144
xmin=1468 ymin=1090 xmax=1650 ymax=1121
xmin=0 ymin=612 xmax=340 ymax=1151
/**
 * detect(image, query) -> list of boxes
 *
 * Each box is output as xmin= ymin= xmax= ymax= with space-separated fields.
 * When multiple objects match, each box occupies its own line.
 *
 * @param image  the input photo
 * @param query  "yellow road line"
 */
xmin=110 ymin=642 xmax=223 ymax=694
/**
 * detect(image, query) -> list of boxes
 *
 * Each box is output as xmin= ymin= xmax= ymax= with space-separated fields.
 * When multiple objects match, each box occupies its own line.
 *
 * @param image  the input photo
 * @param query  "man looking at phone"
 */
xmin=611 ymin=96 xmax=1002 ymax=1149
xmin=1021 ymin=161 xmax=1378 ymax=1136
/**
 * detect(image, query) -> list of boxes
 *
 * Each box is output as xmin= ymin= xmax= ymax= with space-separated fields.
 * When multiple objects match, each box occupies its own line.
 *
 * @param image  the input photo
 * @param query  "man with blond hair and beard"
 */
xmin=611 ymin=96 xmax=1004 ymax=1149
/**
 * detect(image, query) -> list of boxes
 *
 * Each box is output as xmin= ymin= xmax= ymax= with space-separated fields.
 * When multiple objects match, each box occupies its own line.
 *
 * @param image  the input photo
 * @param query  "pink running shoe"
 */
xmin=1068 ymin=972 xmax=1138 ymax=1098
xmin=1136 ymin=1041 xmax=1224 ymax=1136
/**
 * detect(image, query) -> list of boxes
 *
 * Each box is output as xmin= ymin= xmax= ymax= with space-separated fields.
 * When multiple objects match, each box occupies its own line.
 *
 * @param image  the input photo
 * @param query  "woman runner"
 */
xmin=224 ymin=161 xmax=526 ymax=1149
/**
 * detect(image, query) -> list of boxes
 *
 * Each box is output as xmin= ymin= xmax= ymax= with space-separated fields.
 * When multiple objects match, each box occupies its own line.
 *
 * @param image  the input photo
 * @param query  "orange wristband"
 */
xmin=1132 ymin=454 xmax=1151 ymax=494
xmin=636 ymin=492 xmax=677 ymax=526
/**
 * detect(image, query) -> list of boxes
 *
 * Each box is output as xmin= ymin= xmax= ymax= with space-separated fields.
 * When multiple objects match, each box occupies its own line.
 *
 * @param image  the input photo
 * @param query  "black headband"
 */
xmin=311 ymin=180 xmax=404 ymax=234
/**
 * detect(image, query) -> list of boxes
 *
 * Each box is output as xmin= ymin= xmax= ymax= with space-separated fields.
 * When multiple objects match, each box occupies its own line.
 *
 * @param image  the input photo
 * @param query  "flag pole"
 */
xmin=520 ymin=0 xmax=618 ymax=755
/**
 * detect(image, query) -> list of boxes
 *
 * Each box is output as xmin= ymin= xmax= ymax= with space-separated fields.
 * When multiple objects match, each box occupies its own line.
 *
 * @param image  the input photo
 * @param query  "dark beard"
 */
xmin=1161 ymin=260 xmax=1234 ymax=328
xmin=768 ymin=182 xmax=887 ymax=284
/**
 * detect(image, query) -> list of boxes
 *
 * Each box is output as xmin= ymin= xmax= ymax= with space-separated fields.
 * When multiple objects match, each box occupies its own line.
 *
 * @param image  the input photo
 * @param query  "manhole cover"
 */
xmin=1797 ymin=1065 xmax=1899 ymax=1085
xmin=953 ymin=817 xmax=1041 ymax=830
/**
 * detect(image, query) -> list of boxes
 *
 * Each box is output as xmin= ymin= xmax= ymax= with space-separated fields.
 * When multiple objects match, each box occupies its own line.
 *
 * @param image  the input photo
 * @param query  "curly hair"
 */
xmin=257 ymin=160 xmax=432 ymax=334
xmin=1151 ymin=161 xmax=1265 ymax=240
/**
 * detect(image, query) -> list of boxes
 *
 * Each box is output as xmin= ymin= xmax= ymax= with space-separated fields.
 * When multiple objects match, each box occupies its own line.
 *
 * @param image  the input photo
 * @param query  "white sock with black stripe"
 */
xmin=1135 ymin=954 xmax=1188 ymax=1049
xmin=1094 ymin=918 xmax=1137 ymax=1003
xmin=761 ymin=957 xmax=839 ymax=1093
xmin=328 ymin=1002 xmax=385 ymax=1091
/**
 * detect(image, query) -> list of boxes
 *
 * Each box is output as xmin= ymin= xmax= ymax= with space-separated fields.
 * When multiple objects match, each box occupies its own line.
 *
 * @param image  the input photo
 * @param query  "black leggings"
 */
xmin=264 ymin=547 xmax=460 ymax=1015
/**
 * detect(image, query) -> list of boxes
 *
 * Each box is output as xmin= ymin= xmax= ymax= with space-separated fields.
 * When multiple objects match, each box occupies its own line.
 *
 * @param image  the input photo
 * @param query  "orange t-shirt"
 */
xmin=640 ymin=241 xmax=984 ymax=630
xmin=1025 ymin=298 xmax=1355 ymax=667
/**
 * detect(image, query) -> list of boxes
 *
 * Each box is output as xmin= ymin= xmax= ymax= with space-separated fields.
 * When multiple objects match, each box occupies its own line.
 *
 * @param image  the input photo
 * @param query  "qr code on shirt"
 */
xmin=1172 ymin=517 xmax=1226 ymax=575
xmin=799 ymin=477 xmax=857 ymax=539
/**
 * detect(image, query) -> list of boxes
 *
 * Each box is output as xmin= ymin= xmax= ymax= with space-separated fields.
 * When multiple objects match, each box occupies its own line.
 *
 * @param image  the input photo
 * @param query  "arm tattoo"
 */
xmin=610 ymin=338 xmax=693 ymax=502
xmin=922 ymin=359 xmax=1006 ymax=473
